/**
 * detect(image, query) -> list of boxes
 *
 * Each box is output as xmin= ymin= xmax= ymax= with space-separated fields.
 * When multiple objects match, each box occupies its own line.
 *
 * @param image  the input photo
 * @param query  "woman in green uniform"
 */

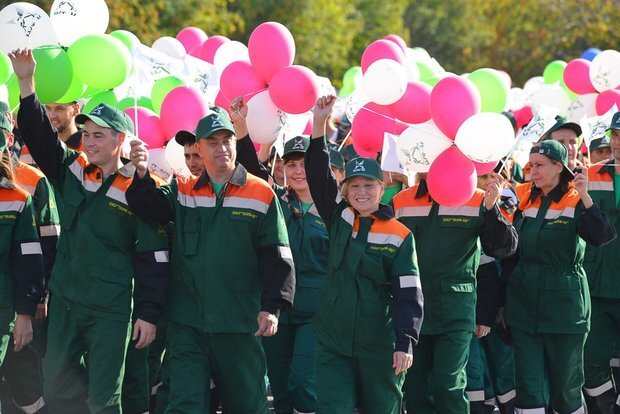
xmin=505 ymin=140 xmax=616 ymax=414
xmin=304 ymin=96 xmax=424 ymax=414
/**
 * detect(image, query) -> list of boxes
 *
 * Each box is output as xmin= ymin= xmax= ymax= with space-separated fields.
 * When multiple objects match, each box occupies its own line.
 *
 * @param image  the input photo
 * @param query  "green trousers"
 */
xmin=122 ymin=340 xmax=150 ymax=414
xmin=263 ymin=321 xmax=317 ymax=414
xmin=466 ymin=336 xmax=493 ymax=409
xmin=165 ymin=321 xmax=269 ymax=414
xmin=404 ymin=331 xmax=472 ymax=414
xmin=512 ymin=328 xmax=586 ymax=413
xmin=480 ymin=328 xmax=516 ymax=406
xmin=43 ymin=298 xmax=131 ymax=414
xmin=584 ymin=297 xmax=620 ymax=397
xmin=315 ymin=344 xmax=405 ymax=414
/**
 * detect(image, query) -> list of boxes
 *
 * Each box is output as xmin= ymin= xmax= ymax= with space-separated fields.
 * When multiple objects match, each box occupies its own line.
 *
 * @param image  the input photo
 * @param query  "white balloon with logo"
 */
xmin=566 ymin=93 xmax=598 ymax=123
xmin=164 ymin=138 xmax=191 ymax=179
xmin=152 ymin=36 xmax=187 ymax=60
xmin=397 ymin=122 xmax=453 ymax=173
xmin=455 ymin=112 xmax=516 ymax=163
xmin=0 ymin=3 xmax=58 ymax=53
xmin=148 ymin=147 xmax=174 ymax=183
xmin=589 ymin=49 xmax=620 ymax=92
xmin=50 ymin=0 xmax=109 ymax=46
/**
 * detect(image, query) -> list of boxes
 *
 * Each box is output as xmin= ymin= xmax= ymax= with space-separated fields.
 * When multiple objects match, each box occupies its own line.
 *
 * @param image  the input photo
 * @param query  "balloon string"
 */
xmin=338 ymin=130 xmax=352 ymax=151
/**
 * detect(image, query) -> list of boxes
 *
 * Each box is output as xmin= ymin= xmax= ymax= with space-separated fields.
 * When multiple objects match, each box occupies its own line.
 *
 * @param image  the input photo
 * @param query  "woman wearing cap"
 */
xmin=505 ymin=140 xmax=616 ymax=413
xmin=304 ymin=95 xmax=423 ymax=413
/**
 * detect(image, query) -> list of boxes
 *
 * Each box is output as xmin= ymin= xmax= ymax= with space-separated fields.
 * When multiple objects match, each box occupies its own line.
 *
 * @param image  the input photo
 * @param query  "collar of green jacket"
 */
xmin=596 ymin=159 xmax=615 ymax=176
xmin=193 ymin=162 xmax=248 ymax=190
xmin=349 ymin=202 xmax=394 ymax=221
xmin=415 ymin=179 xmax=429 ymax=199
xmin=529 ymin=182 xmax=567 ymax=204
xmin=83 ymin=159 xmax=136 ymax=178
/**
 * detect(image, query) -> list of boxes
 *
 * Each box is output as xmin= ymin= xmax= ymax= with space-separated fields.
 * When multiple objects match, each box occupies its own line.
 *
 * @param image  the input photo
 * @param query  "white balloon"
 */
xmin=152 ymin=36 xmax=187 ymax=60
xmin=50 ymin=0 xmax=109 ymax=46
xmin=508 ymin=87 xmax=527 ymax=111
xmin=566 ymin=93 xmax=598 ymax=123
xmin=589 ymin=49 xmax=620 ymax=92
xmin=246 ymin=90 xmax=282 ymax=144
xmin=406 ymin=47 xmax=431 ymax=63
xmin=0 ymin=84 xmax=8 ymax=104
xmin=531 ymin=84 xmax=571 ymax=117
xmin=404 ymin=60 xmax=420 ymax=82
xmin=148 ymin=147 xmax=174 ymax=183
xmin=455 ymin=112 xmax=515 ymax=163
xmin=164 ymin=139 xmax=191 ymax=179
xmin=397 ymin=122 xmax=453 ymax=173
xmin=362 ymin=59 xmax=408 ymax=105
xmin=0 ymin=3 xmax=58 ymax=53
xmin=523 ymin=76 xmax=544 ymax=98
xmin=213 ymin=41 xmax=249 ymax=74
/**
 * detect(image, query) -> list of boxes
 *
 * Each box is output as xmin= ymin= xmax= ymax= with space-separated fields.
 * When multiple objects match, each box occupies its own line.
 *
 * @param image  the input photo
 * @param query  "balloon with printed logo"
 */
xmin=389 ymin=81 xmax=432 ymax=124
xmin=361 ymin=39 xmax=405 ymax=73
xmin=152 ymin=36 xmax=187 ymax=60
xmin=220 ymin=60 xmax=267 ymax=102
xmin=566 ymin=93 xmax=597 ymax=122
xmin=589 ymin=50 xmax=620 ymax=92
xmin=455 ymin=112 xmax=515 ymax=163
xmin=176 ymin=27 xmax=208 ymax=54
xmin=248 ymin=22 xmax=295 ymax=83
xmin=269 ymin=65 xmax=319 ymax=114
xmin=468 ymin=68 xmax=509 ymax=113
xmin=160 ymin=86 xmax=210 ymax=138
xmin=82 ymin=90 xmax=117 ymax=115
xmin=199 ymin=35 xmax=229 ymax=64
xmin=109 ymin=30 xmax=140 ymax=52
xmin=361 ymin=59 xmax=408 ymax=105
xmin=33 ymin=46 xmax=72 ymax=104
xmin=351 ymin=103 xmax=400 ymax=157
xmin=164 ymin=139 xmax=191 ymax=178
xmin=542 ymin=60 xmax=567 ymax=84
xmin=147 ymin=147 xmax=173 ymax=182
xmin=0 ymin=51 xmax=14 ymax=84
xmin=563 ymin=59 xmax=596 ymax=95
xmin=68 ymin=34 xmax=132 ymax=90
xmin=427 ymin=147 xmax=477 ymax=207
xmin=151 ymin=76 xmax=186 ymax=115
xmin=124 ymin=107 xmax=166 ymax=148
xmin=0 ymin=3 xmax=58 ymax=53
xmin=397 ymin=121 xmax=453 ymax=173
xmin=430 ymin=75 xmax=481 ymax=139
xmin=50 ymin=0 xmax=109 ymax=46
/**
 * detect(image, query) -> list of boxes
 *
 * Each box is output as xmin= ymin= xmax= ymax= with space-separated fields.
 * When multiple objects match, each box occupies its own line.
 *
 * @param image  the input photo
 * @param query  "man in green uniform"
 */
xmin=126 ymin=108 xmax=296 ymax=414
xmin=11 ymin=49 xmax=170 ymax=414
xmin=583 ymin=112 xmax=620 ymax=414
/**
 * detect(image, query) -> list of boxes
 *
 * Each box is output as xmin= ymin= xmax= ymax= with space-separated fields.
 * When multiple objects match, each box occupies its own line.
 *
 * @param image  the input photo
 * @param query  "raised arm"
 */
xmin=230 ymin=97 xmax=270 ymax=182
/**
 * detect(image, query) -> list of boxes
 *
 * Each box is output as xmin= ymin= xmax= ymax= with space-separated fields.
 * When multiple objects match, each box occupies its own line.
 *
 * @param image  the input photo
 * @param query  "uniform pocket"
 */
xmin=88 ymin=270 xmax=132 ymax=313
xmin=441 ymin=280 xmax=476 ymax=326
xmin=181 ymin=214 xmax=200 ymax=256
xmin=61 ymin=191 xmax=84 ymax=231
xmin=542 ymin=275 xmax=586 ymax=326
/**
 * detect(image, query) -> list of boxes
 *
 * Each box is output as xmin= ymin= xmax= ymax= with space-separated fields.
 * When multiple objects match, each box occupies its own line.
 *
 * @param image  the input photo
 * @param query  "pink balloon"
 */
xmin=176 ymin=27 xmax=208 ymax=53
xmin=473 ymin=160 xmax=499 ymax=176
xmin=220 ymin=61 xmax=267 ymax=102
xmin=160 ymin=86 xmax=210 ymax=138
xmin=563 ymin=59 xmax=596 ymax=95
xmin=430 ymin=76 xmax=481 ymax=139
xmin=361 ymin=40 xmax=405 ymax=73
xmin=389 ymin=81 xmax=432 ymax=124
xmin=268 ymin=65 xmax=319 ymax=114
xmin=199 ymin=35 xmax=229 ymax=63
xmin=124 ymin=107 xmax=166 ymax=148
xmin=427 ymin=147 xmax=477 ymax=206
xmin=383 ymin=34 xmax=407 ymax=52
xmin=249 ymin=22 xmax=296 ymax=83
xmin=214 ymin=90 xmax=232 ymax=115
xmin=188 ymin=44 xmax=202 ymax=58
xmin=595 ymin=90 xmax=620 ymax=115
xmin=351 ymin=103 xmax=399 ymax=157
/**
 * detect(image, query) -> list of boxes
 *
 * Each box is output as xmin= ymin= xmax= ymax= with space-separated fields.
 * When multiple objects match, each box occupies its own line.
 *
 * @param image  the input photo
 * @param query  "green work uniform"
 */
xmin=125 ymin=163 xmax=296 ymax=414
xmin=505 ymin=183 xmax=615 ymax=413
xmin=305 ymin=137 xmax=424 ymax=414
xmin=17 ymin=94 xmax=170 ymax=414
xmin=583 ymin=162 xmax=620 ymax=411
xmin=393 ymin=181 xmax=517 ymax=414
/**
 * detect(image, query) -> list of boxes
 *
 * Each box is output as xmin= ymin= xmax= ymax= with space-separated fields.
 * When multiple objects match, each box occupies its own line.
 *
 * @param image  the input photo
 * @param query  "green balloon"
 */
xmin=0 ymin=52 xmax=13 ymax=85
xmin=342 ymin=66 xmax=361 ymax=87
xmin=543 ymin=60 xmax=567 ymax=85
xmin=82 ymin=85 xmax=103 ymax=99
xmin=68 ymin=34 xmax=132 ymax=90
xmin=338 ymin=84 xmax=355 ymax=98
xmin=422 ymin=75 xmax=443 ymax=87
xmin=151 ymin=76 xmax=186 ymax=114
xmin=33 ymin=46 xmax=73 ymax=104
xmin=468 ymin=68 xmax=509 ymax=113
xmin=416 ymin=62 xmax=436 ymax=82
xmin=7 ymin=75 xmax=20 ymax=112
xmin=82 ymin=90 xmax=118 ymax=115
xmin=56 ymin=75 xmax=87 ymax=104
xmin=117 ymin=96 xmax=154 ymax=112
xmin=109 ymin=30 xmax=141 ymax=52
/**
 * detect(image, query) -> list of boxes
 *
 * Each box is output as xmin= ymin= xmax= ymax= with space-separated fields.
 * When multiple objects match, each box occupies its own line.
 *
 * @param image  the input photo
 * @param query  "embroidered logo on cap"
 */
xmin=352 ymin=159 xmax=366 ymax=172
xmin=291 ymin=138 xmax=305 ymax=150
xmin=211 ymin=117 xmax=222 ymax=128
xmin=91 ymin=104 xmax=105 ymax=116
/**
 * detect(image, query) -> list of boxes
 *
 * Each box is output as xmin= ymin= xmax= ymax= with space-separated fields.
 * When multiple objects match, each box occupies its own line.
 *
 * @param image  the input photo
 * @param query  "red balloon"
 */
xmin=427 ymin=147 xmax=477 ymax=206
xmin=188 ymin=44 xmax=202 ymax=58
xmin=268 ymin=65 xmax=319 ymax=114
xmin=389 ymin=81 xmax=432 ymax=124
xmin=351 ymin=103 xmax=399 ymax=157
xmin=473 ymin=160 xmax=499 ymax=176
xmin=595 ymin=90 xmax=620 ymax=115
xmin=214 ymin=90 xmax=232 ymax=114
xmin=176 ymin=27 xmax=208 ymax=53
xmin=160 ymin=86 xmax=210 ymax=138
xmin=361 ymin=40 xmax=405 ymax=73
xmin=563 ymin=59 xmax=596 ymax=95
xmin=199 ymin=36 xmax=229 ymax=64
xmin=383 ymin=34 xmax=407 ymax=52
xmin=430 ymin=76 xmax=481 ymax=139
xmin=220 ymin=60 xmax=267 ymax=102
xmin=513 ymin=106 xmax=533 ymax=129
xmin=249 ymin=22 xmax=296 ymax=83
xmin=124 ymin=107 xmax=166 ymax=148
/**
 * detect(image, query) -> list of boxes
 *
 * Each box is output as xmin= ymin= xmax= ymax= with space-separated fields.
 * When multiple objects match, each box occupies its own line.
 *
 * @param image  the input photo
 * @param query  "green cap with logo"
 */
xmin=590 ymin=137 xmax=611 ymax=152
xmin=329 ymin=147 xmax=345 ymax=170
xmin=608 ymin=112 xmax=620 ymax=131
xmin=76 ymin=103 xmax=134 ymax=134
xmin=344 ymin=157 xmax=383 ymax=182
xmin=542 ymin=115 xmax=582 ymax=140
xmin=195 ymin=107 xmax=235 ymax=140
xmin=531 ymin=139 xmax=574 ymax=180
xmin=0 ymin=111 xmax=11 ymax=152
xmin=282 ymin=136 xmax=310 ymax=159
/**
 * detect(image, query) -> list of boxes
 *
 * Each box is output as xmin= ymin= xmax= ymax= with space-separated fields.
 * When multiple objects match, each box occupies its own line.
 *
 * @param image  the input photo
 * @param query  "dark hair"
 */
xmin=283 ymin=152 xmax=304 ymax=163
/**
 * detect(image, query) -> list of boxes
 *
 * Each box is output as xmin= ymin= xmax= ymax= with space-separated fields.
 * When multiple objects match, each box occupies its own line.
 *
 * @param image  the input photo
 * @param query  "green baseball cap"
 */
xmin=344 ymin=157 xmax=383 ymax=183
xmin=608 ymin=112 xmax=620 ymax=131
xmin=0 ymin=112 xmax=11 ymax=152
xmin=283 ymin=136 xmax=310 ymax=159
xmin=531 ymin=140 xmax=574 ymax=181
xmin=76 ymin=103 xmax=134 ymax=134
xmin=329 ymin=147 xmax=345 ymax=170
xmin=542 ymin=115 xmax=582 ymax=140
xmin=0 ymin=101 xmax=10 ymax=114
xmin=195 ymin=107 xmax=235 ymax=140
xmin=590 ymin=137 xmax=611 ymax=152
xmin=340 ymin=144 xmax=359 ymax=163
